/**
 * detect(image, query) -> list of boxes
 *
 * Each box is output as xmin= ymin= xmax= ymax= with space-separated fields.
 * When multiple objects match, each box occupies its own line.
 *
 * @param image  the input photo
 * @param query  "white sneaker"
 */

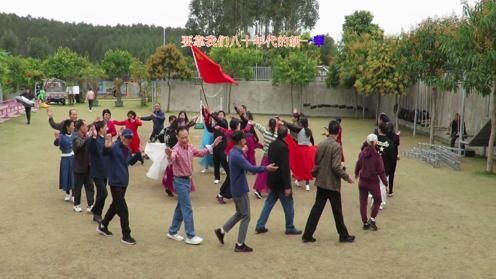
xmin=167 ymin=233 xmax=185 ymax=242
xmin=201 ymin=168 xmax=208 ymax=173
xmin=185 ymin=236 xmax=203 ymax=245
xmin=73 ymin=205 xmax=82 ymax=213
xmin=295 ymin=180 xmax=301 ymax=187
xmin=64 ymin=194 xmax=71 ymax=202
xmin=379 ymin=202 xmax=386 ymax=210
xmin=71 ymin=196 xmax=75 ymax=203
xmin=214 ymin=180 xmax=220 ymax=184
xmin=86 ymin=205 xmax=93 ymax=213
xmin=305 ymin=184 xmax=310 ymax=191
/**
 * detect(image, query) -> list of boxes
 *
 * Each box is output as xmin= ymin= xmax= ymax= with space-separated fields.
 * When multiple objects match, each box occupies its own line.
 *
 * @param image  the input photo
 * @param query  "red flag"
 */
xmin=191 ymin=46 xmax=238 ymax=85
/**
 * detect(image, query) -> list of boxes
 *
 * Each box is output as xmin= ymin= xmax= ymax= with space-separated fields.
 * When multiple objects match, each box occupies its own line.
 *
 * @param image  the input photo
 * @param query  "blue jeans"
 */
xmin=168 ymin=177 xmax=196 ymax=238
xmin=256 ymin=190 xmax=296 ymax=232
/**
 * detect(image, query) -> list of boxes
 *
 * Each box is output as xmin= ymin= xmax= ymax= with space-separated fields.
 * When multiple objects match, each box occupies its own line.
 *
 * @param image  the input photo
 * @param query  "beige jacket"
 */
xmin=314 ymin=136 xmax=349 ymax=192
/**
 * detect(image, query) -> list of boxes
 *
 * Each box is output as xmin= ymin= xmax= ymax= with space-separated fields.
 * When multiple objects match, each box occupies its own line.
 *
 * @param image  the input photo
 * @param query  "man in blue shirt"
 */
xmin=140 ymin=103 xmax=165 ymax=143
xmin=214 ymin=131 xmax=278 ymax=252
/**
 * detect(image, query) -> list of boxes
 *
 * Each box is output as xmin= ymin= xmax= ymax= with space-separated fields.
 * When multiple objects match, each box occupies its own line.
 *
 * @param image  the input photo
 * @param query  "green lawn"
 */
xmin=0 ymin=100 xmax=494 ymax=278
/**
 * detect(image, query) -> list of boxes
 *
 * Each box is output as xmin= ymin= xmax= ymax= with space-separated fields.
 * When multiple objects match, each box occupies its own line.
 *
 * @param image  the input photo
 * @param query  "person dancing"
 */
xmin=252 ymin=118 xmax=278 ymax=199
xmin=113 ymin=110 xmax=144 ymax=164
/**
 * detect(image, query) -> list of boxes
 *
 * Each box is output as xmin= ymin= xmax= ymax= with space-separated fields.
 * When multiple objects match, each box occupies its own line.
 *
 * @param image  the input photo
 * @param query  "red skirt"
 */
xmin=285 ymin=135 xmax=317 ymax=181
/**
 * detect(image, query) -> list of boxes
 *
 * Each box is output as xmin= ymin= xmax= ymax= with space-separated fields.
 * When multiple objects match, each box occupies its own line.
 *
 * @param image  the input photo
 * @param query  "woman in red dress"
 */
xmin=114 ymin=110 xmax=144 ymax=164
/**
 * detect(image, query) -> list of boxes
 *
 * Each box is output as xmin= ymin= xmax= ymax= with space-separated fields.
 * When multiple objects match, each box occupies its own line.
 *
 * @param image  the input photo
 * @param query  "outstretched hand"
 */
xmin=212 ymin=136 xmax=223 ymax=147
xmin=165 ymin=147 xmax=172 ymax=157
xmin=47 ymin=108 xmax=53 ymax=118
xmin=266 ymin=163 xmax=279 ymax=172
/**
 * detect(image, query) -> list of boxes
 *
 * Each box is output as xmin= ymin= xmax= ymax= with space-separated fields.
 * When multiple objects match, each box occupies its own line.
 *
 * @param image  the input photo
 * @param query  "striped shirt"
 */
xmin=254 ymin=123 xmax=277 ymax=154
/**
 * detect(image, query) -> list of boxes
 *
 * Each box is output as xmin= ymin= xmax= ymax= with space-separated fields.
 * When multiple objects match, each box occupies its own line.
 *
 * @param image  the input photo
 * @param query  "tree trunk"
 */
xmin=486 ymin=87 xmax=496 ymax=173
xmin=375 ymin=93 xmax=381 ymax=125
xmin=299 ymin=84 xmax=303 ymax=112
xmin=395 ymin=95 xmax=400 ymax=132
xmin=114 ymin=78 xmax=123 ymax=107
xmin=353 ymin=87 xmax=359 ymax=119
xmin=362 ymin=95 xmax=366 ymax=119
xmin=429 ymin=87 xmax=438 ymax=144
xmin=290 ymin=84 xmax=294 ymax=114
xmin=228 ymin=84 xmax=232 ymax=114
xmin=167 ymin=77 xmax=171 ymax=112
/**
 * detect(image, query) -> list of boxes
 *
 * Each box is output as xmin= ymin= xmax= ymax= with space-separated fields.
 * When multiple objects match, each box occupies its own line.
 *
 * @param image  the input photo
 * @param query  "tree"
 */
xmin=146 ymin=44 xmax=192 ymax=112
xmin=101 ymin=49 xmax=134 ymax=107
xmin=0 ymin=30 xmax=19 ymax=54
xmin=80 ymin=60 xmax=106 ymax=105
xmin=272 ymin=49 xmax=318 ymax=112
xmin=355 ymin=36 xmax=411 ymax=122
xmin=407 ymin=17 xmax=461 ymax=144
xmin=130 ymin=59 xmax=149 ymax=106
xmin=210 ymin=47 xmax=263 ymax=112
xmin=27 ymin=37 xmax=52 ymax=59
xmin=452 ymin=0 xmax=496 ymax=173
xmin=319 ymin=34 xmax=337 ymax=66
xmin=43 ymin=47 xmax=86 ymax=83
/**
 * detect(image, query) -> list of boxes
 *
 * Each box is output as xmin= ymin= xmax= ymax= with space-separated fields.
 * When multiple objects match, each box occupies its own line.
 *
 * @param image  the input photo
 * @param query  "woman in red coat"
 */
xmin=114 ymin=110 xmax=144 ymax=164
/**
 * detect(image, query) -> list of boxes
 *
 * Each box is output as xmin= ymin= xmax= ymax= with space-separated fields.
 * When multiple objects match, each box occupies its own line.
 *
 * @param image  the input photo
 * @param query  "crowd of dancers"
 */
xmin=46 ymin=103 xmax=400 ymax=251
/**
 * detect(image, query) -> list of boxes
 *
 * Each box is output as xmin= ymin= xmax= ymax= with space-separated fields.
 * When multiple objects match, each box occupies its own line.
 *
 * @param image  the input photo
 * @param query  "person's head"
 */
xmin=168 ymin=115 xmax=177 ymax=125
xmin=386 ymin=122 xmax=395 ymax=138
xmin=102 ymin=109 xmax=112 ymax=121
xmin=299 ymin=116 xmax=312 ymax=138
xmin=246 ymin=111 xmax=254 ymax=121
xmin=366 ymin=133 xmax=378 ymax=148
xmin=127 ymin=110 xmax=136 ymax=120
xmin=217 ymin=110 xmax=226 ymax=120
xmin=69 ymin=109 xmax=77 ymax=122
xmin=277 ymin=125 xmax=288 ymax=139
xmin=242 ymin=105 xmax=247 ymax=111
xmin=328 ymin=120 xmax=340 ymax=136
xmin=336 ymin=118 xmax=342 ymax=124
xmin=89 ymin=87 xmax=93 ymax=91
xmin=268 ymin=118 xmax=277 ymax=134
xmin=378 ymin=122 xmax=388 ymax=135
xmin=231 ymin=131 xmax=246 ymax=147
xmin=75 ymin=119 xmax=88 ymax=134
xmin=94 ymin=120 xmax=106 ymax=136
xmin=176 ymin=127 xmax=189 ymax=146
xmin=455 ymin=112 xmax=460 ymax=121
xmin=178 ymin=111 xmax=188 ymax=121
xmin=121 ymin=128 xmax=134 ymax=147
xmin=378 ymin=113 xmax=390 ymax=125
xmin=153 ymin=103 xmax=161 ymax=112
xmin=229 ymin=118 xmax=241 ymax=131
xmin=62 ymin=119 xmax=74 ymax=135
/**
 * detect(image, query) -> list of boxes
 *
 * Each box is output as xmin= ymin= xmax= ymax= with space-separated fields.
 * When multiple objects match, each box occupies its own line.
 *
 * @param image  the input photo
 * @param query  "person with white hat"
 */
xmin=354 ymin=134 xmax=388 ymax=231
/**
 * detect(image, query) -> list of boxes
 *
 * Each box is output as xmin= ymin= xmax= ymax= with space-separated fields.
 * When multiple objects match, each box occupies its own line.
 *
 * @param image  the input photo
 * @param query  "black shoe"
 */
xmin=363 ymin=223 xmax=371 ymax=230
xmin=302 ymin=236 xmax=316 ymax=243
xmin=165 ymin=189 xmax=174 ymax=197
xmin=339 ymin=235 xmax=355 ymax=243
xmin=96 ymin=224 xmax=113 ymax=237
xmin=121 ymin=235 xmax=137 ymax=245
xmin=255 ymin=227 xmax=268 ymax=234
xmin=234 ymin=243 xmax=253 ymax=252
xmin=285 ymin=229 xmax=302 ymax=235
xmin=93 ymin=214 xmax=103 ymax=223
xmin=214 ymin=228 xmax=225 ymax=245
xmin=368 ymin=219 xmax=378 ymax=231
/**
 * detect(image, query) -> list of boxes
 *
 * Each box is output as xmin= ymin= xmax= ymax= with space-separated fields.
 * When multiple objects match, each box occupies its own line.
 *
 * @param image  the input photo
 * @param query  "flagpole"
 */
xmin=191 ymin=46 xmax=209 ymax=108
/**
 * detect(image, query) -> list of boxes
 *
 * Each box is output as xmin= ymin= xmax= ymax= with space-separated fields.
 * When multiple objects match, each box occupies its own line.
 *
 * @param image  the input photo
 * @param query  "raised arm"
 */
xmin=140 ymin=115 xmax=153 ymax=121
xmin=113 ymin=120 xmax=127 ymax=126
xmin=254 ymin=123 xmax=267 ymax=134
xmin=283 ymin=121 xmax=303 ymax=134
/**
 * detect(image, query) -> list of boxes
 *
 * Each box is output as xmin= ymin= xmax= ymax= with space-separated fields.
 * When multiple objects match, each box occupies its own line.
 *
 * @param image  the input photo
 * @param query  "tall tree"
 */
xmin=101 ymin=49 xmax=134 ymax=107
xmin=130 ymin=59 xmax=149 ymax=106
xmin=146 ymin=44 xmax=192 ymax=112
xmin=272 ymin=49 xmax=318 ymax=112
xmin=42 ymin=47 xmax=86 ymax=84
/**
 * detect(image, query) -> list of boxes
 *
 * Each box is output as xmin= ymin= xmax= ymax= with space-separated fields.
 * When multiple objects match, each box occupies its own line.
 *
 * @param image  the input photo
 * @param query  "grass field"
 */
xmin=0 ymin=100 xmax=495 ymax=279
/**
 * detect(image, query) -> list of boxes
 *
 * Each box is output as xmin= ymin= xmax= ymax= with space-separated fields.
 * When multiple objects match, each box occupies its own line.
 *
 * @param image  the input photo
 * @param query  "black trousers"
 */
xmin=91 ymin=177 xmax=108 ymax=216
xmin=102 ymin=186 xmax=131 ymax=238
xmin=303 ymin=187 xmax=350 ymax=239
xmin=73 ymin=172 xmax=95 ymax=206
xmin=149 ymin=129 xmax=161 ymax=142
xmin=213 ymin=148 xmax=231 ymax=198
xmin=88 ymin=100 xmax=94 ymax=110
xmin=389 ymin=161 xmax=397 ymax=194
xmin=24 ymin=106 xmax=31 ymax=124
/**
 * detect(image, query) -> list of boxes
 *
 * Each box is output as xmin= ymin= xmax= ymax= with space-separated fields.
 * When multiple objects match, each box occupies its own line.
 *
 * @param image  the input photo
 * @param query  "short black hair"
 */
xmin=218 ymin=110 xmax=226 ymax=116
xmin=336 ymin=118 xmax=342 ymax=124
xmin=277 ymin=125 xmax=288 ymax=138
xmin=127 ymin=110 xmax=136 ymax=118
xmin=168 ymin=115 xmax=177 ymax=122
xmin=61 ymin=119 xmax=73 ymax=135
xmin=102 ymin=109 xmax=111 ymax=117
xmin=177 ymin=126 xmax=189 ymax=134
xmin=231 ymin=131 xmax=245 ymax=143
xmin=69 ymin=109 xmax=76 ymax=116
xmin=94 ymin=120 xmax=105 ymax=132
xmin=379 ymin=122 xmax=389 ymax=134
xmin=328 ymin=120 xmax=340 ymax=135
xmin=229 ymin=118 xmax=241 ymax=130
xmin=75 ymin=119 xmax=85 ymax=130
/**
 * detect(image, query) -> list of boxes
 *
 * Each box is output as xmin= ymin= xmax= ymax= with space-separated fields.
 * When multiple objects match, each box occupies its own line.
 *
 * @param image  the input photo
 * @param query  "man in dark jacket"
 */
xmin=450 ymin=113 xmax=467 ymax=148
xmin=97 ymin=128 xmax=140 ymax=245
xmin=302 ymin=120 xmax=355 ymax=244
xmin=255 ymin=126 xmax=301 ymax=235
xmin=141 ymin=103 xmax=165 ymax=142
xmin=47 ymin=108 xmax=78 ymax=131
xmin=377 ymin=123 xmax=395 ymax=210
xmin=355 ymin=134 xmax=388 ymax=231
xmin=72 ymin=119 xmax=95 ymax=213
xmin=89 ymin=121 xmax=109 ymax=223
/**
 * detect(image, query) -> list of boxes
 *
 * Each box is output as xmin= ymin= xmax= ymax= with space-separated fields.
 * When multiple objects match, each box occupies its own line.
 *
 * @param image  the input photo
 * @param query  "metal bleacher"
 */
xmin=403 ymin=143 xmax=463 ymax=171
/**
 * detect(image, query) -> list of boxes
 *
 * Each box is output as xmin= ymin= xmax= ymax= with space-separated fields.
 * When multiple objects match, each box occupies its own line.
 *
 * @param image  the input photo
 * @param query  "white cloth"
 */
xmin=145 ymin=143 xmax=169 ymax=180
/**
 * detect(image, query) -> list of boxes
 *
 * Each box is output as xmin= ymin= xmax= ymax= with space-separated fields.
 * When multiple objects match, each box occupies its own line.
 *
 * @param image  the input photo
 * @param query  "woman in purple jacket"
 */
xmin=355 ymin=134 xmax=389 ymax=231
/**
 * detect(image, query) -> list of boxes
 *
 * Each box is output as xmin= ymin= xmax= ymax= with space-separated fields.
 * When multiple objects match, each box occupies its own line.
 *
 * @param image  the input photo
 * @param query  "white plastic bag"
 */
xmin=145 ymin=143 xmax=169 ymax=180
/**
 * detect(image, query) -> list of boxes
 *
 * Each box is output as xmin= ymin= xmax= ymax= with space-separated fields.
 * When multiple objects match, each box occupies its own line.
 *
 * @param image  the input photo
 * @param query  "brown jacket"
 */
xmin=314 ymin=136 xmax=350 ymax=192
